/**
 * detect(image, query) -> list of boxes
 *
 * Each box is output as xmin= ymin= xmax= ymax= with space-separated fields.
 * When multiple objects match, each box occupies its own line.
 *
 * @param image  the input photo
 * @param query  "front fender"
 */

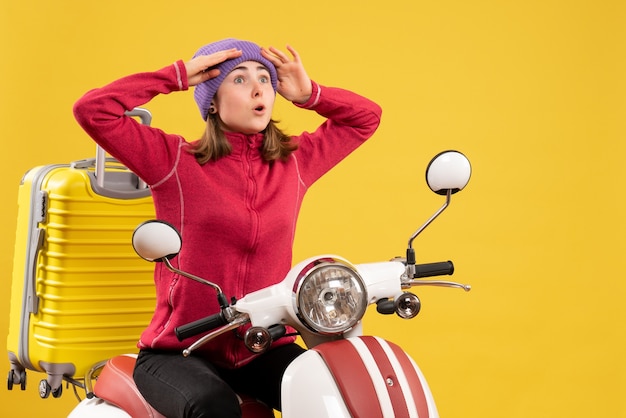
xmin=281 ymin=336 xmax=439 ymax=418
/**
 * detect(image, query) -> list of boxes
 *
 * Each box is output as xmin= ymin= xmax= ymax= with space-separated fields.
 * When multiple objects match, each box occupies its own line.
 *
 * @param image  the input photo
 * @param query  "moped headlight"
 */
xmin=293 ymin=257 xmax=367 ymax=334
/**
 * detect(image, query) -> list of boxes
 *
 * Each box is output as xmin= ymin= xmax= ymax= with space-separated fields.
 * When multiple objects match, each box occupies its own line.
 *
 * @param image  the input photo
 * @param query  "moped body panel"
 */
xmin=281 ymin=349 xmax=352 ymax=417
xmin=68 ymin=397 xmax=132 ymax=418
xmin=282 ymin=336 xmax=438 ymax=418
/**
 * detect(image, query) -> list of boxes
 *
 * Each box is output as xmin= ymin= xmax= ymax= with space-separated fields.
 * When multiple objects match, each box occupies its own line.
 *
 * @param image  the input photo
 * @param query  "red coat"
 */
xmin=73 ymin=60 xmax=381 ymax=368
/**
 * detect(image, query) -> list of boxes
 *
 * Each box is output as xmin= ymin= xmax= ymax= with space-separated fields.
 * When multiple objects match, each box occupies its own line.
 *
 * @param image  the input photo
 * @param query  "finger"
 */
xmin=202 ymin=68 xmax=220 ymax=78
xmin=260 ymin=47 xmax=278 ymax=61
xmin=267 ymin=46 xmax=291 ymax=63
xmin=200 ymin=48 xmax=242 ymax=70
xmin=188 ymin=67 xmax=221 ymax=87
xmin=285 ymin=45 xmax=301 ymax=62
xmin=220 ymin=48 xmax=243 ymax=59
xmin=261 ymin=47 xmax=284 ymax=66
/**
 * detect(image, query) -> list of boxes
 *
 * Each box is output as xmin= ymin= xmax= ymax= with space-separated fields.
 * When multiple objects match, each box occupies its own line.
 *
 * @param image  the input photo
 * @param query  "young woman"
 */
xmin=74 ymin=38 xmax=382 ymax=418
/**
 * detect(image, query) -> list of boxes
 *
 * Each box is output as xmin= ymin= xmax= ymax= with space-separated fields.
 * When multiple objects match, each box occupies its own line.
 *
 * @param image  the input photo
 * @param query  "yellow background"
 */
xmin=1 ymin=0 xmax=625 ymax=417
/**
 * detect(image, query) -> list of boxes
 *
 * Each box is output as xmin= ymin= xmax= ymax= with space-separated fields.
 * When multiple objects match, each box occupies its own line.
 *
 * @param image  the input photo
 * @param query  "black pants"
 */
xmin=133 ymin=343 xmax=305 ymax=418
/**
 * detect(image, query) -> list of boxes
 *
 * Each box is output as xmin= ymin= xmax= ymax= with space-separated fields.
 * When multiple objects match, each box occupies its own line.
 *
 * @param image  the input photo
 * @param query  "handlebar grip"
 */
xmin=175 ymin=312 xmax=227 ymax=341
xmin=413 ymin=261 xmax=454 ymax=278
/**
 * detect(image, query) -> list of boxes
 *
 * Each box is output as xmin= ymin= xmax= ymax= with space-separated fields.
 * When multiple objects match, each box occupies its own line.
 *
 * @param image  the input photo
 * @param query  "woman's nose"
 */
xmin=252 ymin=81 xmax=263 ymax=97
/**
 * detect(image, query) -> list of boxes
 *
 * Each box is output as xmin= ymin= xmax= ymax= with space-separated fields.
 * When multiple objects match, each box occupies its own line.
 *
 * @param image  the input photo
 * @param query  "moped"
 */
xmin=67 ymin=150 xmax=472 ymax=418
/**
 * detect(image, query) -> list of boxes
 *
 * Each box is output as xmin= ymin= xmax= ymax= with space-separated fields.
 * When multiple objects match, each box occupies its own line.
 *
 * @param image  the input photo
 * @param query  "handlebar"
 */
xmin=399 ymin=259 xmax=471 ymax=291
xmin=175 ymin=312 xmax=228 ymax=341
xmin=174 ymin=260 xmax=463 ymax=344
xmin=413 ymin=261 xmax=454 ymax=278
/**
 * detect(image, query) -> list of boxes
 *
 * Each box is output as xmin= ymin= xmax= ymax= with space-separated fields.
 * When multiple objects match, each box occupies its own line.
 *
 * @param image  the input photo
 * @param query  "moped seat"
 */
xmin=94 ymin=355 xmax=274 ymax=418
xmin=94 ymin=355 xmax=166 ymax=418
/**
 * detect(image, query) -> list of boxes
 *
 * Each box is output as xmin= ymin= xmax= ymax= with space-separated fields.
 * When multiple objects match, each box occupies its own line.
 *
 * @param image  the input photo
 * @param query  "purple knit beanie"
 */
xmin=192 ymin=38 xmax=278 ymax=121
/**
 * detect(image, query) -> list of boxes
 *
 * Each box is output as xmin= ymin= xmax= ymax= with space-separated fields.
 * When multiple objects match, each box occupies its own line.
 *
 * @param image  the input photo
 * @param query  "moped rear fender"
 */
xmin=281 ymin=336 xmax=439 ymax=418
xmin=68 ymin=397 xmax=133 ymax=418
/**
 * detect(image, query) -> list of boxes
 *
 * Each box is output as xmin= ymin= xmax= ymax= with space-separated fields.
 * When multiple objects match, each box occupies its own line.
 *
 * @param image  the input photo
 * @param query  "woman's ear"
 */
xmin=208 ymin=102 xmax=217 ymax=115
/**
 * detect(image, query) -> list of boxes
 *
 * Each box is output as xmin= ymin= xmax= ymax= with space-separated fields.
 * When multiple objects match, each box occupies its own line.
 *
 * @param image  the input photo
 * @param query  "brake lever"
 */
xmin=404 ymin=279 xmax=471 ymax=292
xmin=182 ymin=314 xmax=250 ymax=357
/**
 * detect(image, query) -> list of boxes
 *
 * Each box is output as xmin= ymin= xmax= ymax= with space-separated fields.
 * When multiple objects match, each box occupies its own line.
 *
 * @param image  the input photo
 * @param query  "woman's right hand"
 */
xmin=185 ymin=48 xmax=243 ymax=87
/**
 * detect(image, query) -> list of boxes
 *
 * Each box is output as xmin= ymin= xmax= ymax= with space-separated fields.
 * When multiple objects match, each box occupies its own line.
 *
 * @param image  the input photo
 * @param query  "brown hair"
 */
xmin=188 ymin=113 xmax=298 ymax=164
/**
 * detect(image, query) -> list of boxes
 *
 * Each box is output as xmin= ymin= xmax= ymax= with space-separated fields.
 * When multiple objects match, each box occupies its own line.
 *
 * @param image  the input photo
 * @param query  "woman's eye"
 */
xmin=260 ymin=75 xmax=269 ymax=83
xmin=234 ymin=76 xmax=244 ymax=84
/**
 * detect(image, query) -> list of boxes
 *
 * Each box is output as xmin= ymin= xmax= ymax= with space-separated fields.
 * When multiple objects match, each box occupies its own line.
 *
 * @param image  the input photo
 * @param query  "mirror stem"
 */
xmin=162 ymin=258 xmax=229 ymax=308
xmin=407 ymin=189 xmax=452 ymax=250
xmin=405 ymin=189 xmax=452 ymax=279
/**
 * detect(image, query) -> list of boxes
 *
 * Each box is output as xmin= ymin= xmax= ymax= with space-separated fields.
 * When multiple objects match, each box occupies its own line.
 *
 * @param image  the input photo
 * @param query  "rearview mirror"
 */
xmin=426 ymin=150 xmax=471 ymax=195
xmin=132 ymin=220 xmax=182 ymax=262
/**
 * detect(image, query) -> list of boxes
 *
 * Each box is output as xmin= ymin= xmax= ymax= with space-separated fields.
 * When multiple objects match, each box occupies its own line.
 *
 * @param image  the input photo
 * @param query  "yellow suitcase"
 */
xmin=6 ymin=109 xmax=156 ymax=399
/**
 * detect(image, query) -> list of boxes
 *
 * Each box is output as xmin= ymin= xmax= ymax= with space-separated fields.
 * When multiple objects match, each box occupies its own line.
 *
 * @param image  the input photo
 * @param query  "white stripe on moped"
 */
xmin=349 ymin=338 xmax=399 ymax=418
xmin=374 ymin=336 xmax=420 ymax=418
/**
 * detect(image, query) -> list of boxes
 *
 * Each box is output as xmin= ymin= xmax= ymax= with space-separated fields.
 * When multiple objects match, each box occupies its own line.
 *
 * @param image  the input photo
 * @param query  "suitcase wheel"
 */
xmin=38 ymin=379 xmax=62 ymax=399
xmin=7 ymin=369 xmax=26 ymax=391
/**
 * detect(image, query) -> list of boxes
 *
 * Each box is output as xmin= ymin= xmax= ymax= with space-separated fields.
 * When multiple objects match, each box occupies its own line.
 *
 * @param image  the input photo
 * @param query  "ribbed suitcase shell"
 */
xmin=6 ymin=109 xmax=156 ymax=396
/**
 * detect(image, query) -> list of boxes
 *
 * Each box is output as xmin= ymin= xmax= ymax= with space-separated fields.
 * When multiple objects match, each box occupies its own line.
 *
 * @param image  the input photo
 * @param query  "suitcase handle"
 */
xmin=26 ymin=228 xmax=45 ymax=314
xmin=95 ymin=107 xmax=152 ymax=188
xmin=71 ymin=108 xmax=153 ymax=199
xmin=94 ymin=107 xmax=152 ymax=188
xmin=124 ymin=107 xmax=152 ymax=125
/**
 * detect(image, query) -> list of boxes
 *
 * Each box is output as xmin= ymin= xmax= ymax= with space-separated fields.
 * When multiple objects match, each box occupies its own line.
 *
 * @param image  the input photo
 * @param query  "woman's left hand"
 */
xmin=261 ymin=45 xmax=312 ymax=104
